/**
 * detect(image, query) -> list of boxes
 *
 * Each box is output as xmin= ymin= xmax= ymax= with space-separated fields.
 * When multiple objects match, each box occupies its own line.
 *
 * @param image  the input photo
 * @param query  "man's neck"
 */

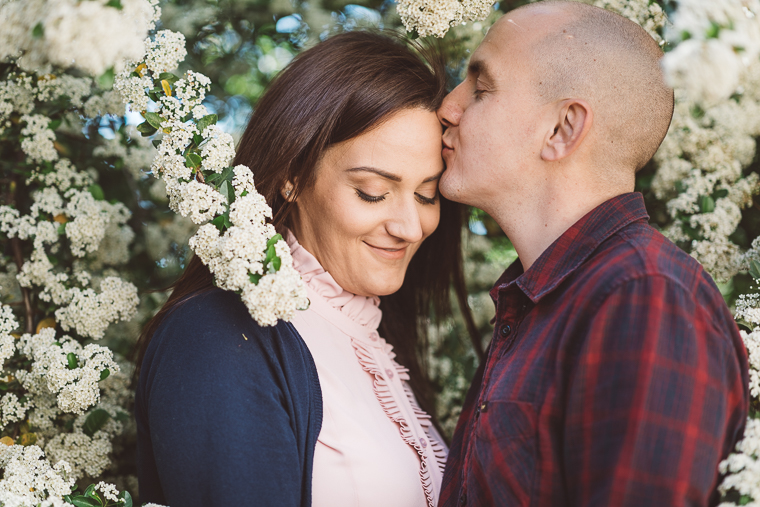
xmin=490 ymin=187 xmax=630 ymax=272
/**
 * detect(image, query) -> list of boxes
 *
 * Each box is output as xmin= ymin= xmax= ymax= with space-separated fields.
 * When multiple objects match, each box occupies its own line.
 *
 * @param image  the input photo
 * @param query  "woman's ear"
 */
xmin=281 ymin=181 xmax=296 ymax=202
xmin=540 ymin=99 xmax=593 ymax=162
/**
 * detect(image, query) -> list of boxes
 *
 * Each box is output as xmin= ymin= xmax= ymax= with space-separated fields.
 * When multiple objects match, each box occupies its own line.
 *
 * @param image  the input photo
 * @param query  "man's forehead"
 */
xmin=470 ymin=7 xmax=569 ymax=76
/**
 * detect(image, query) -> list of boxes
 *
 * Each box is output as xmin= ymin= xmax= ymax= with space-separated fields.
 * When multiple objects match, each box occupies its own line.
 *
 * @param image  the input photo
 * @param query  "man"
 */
xmin=438 ymin=2 xmax=749 ymax=506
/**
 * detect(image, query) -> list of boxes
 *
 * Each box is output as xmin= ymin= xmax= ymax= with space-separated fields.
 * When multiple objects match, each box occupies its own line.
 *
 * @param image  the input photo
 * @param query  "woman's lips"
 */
xmin=364 ymin=242 xmax=407 ymax=260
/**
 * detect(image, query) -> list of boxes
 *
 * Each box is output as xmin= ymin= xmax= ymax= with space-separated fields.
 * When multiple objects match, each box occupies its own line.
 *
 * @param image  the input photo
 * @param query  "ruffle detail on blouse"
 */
xmin=287 ymin=232 xmax=382 ymax=329
xmin=350 ymin=337 xmax=447 ymax=507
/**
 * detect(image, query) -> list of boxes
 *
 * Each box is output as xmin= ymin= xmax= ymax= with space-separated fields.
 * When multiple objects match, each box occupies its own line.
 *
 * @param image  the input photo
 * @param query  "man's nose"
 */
xmin=437 ymin=82 xmax=467 ymax=128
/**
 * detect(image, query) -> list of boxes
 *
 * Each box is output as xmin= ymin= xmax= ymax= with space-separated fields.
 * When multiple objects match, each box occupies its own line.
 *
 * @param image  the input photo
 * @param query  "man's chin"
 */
xmin=439 ymin=170 xmax=473 ymax=205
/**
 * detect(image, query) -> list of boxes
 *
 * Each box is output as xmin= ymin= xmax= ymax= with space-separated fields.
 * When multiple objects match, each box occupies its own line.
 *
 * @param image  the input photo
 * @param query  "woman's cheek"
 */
xmin=420 ymin=203 xmax=441 ymax=239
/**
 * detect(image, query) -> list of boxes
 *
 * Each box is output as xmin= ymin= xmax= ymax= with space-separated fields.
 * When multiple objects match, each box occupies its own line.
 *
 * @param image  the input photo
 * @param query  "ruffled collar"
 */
xmin=287 ymin=231 xmax=382 ymax=330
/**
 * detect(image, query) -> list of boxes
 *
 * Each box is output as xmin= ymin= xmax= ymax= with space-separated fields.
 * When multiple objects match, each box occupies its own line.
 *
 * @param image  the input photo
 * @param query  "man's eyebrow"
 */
xmin=347 ymin=167 xmax=443 ymax=184
xmin=468 ymin=59 xmax=495 ymax=84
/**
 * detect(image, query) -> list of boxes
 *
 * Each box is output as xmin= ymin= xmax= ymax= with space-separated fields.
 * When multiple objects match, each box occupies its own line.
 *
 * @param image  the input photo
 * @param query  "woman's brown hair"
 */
xmin=135 ymin=30 xmax=482 ymax=426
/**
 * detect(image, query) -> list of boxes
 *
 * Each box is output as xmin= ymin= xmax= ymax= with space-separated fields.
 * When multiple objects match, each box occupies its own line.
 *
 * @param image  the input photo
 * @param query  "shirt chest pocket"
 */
xmin=473 ymin=401 xmax=537 ymax=506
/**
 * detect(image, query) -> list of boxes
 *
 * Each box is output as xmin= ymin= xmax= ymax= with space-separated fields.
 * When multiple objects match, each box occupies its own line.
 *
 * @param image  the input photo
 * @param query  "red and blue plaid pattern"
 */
xmin=440 ymin=193 xmax=749 ymax=507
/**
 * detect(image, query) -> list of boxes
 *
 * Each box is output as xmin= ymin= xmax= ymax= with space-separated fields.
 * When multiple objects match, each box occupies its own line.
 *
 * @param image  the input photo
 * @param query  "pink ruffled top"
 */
xmin=287 ymin=233 xmax=447 ymax=507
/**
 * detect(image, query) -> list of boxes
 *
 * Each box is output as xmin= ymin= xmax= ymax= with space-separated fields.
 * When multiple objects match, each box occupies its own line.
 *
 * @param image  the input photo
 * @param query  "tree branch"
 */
xmin=10 ymin=238 xmax=34 ymax=334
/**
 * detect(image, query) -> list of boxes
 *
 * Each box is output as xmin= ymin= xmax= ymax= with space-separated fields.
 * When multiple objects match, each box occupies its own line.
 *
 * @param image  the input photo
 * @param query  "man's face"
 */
xmin=437 ymin=12 xmax=553 ymax=211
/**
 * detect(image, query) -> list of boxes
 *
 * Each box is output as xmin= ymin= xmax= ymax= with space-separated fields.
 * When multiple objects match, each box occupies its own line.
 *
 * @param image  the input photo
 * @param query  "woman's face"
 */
xmin=292 ymin=108 xmax=443 ymax=298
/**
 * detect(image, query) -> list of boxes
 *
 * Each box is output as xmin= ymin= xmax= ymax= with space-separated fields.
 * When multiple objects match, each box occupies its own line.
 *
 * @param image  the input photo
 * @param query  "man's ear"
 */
xmin=540 ymin=99 xmax=593 ymax=162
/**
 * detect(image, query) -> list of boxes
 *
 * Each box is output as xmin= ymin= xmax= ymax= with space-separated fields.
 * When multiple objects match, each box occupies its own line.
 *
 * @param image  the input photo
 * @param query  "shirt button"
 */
xmin=500 ymin=324 xmax=512 ymax=337
xmin=459 ymin=493 xmax=467 ymax=505
xmin=385 ymin=368 xmax=394 ymax=379
xmin=369 ymin=331 xmax=378 ymax=341
xmin=420 ymin=437 xmax=427 ymax=448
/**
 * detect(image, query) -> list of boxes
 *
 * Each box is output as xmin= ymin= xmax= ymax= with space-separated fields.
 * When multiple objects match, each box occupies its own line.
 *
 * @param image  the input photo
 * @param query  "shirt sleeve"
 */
xmin=136 ymin=291 xmax=318 ymax=507
xmin=562 ymin=274 xmax=745 ymax=507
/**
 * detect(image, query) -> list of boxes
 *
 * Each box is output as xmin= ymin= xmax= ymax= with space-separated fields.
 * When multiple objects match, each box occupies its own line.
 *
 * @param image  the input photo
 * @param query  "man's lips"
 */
xmin=364 ymin=241 xmax=407 ymax=260
xmin=442 ymin=140 xmax=454 ymax=158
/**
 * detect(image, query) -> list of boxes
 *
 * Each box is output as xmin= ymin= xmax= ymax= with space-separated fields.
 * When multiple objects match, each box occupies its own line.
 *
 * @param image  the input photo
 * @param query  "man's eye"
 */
xmin=473 ymin=89 xmax=486 ymax=99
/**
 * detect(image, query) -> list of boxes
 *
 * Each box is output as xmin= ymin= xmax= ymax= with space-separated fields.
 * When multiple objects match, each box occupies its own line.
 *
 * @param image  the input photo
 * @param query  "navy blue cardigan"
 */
xmin=135 ymin=288 xmax=322 ymax=506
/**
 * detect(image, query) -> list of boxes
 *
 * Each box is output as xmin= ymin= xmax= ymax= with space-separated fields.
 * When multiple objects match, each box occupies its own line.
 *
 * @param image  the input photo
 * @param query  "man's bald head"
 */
xmin=509 ymin=1 xmax=674 ymax=173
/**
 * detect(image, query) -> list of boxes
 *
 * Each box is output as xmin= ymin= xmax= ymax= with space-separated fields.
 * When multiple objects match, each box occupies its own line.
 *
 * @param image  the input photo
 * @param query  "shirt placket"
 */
xmin=457 ymin=283 xmax=530 ymax=506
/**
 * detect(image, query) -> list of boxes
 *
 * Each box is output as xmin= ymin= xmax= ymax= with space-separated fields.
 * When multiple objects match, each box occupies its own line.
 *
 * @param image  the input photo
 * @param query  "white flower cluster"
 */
xmin=0 ymin=444 xmax=74 ymax=504
xmin=651 ymin=81 xmax=760 ymax=280
xmin=719 ymin=418 xmax=760 ymax=506
xmin=396 ymin=0 xmax=495 ymax=38
xmin=117 ymin=30 xmax=309 ymax=326
xmin=663 ymin=0 xmax=760 ymax=105
xmin=55 ymin=277 xmax=139 ymax=340
xmin=0 ymin=305 xmax=18 ymax=369
xmin=189 ymin=168 xmax=309 ymax=326
xmin=20 ymin=114 xmax=58 ymax=163
xmin=0 ymin=0 xmax=160 ymax=77
xmin=18 ymin=327 xmax=120 ymax=414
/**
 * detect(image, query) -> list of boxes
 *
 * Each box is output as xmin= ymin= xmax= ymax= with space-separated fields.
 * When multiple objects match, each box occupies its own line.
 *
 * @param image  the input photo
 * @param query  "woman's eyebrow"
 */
xmin=422 ymin=171 xmax=443 ymax=183
xmin=346 ymin=166 xmax=402 ymax=182
xmin=346 ymin=166 xmax=443 ymax=184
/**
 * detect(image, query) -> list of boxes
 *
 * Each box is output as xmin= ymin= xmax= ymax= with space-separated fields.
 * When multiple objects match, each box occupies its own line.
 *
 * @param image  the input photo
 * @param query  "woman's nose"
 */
xmin=437 ymin=83 xmax=466 ymax=127
xmin=385 ymin=199 xmax=424 ymax=244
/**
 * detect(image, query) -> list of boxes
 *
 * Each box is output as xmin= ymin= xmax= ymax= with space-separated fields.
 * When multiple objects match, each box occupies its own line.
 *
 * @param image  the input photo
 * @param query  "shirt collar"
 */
xmin=490 ymin=192 xmax=650 ymax=304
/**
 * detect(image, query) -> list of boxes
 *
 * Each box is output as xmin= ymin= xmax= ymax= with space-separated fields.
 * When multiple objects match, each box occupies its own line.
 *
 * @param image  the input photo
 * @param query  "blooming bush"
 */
xmin=4 ymin=0 xmax=760 ymax=504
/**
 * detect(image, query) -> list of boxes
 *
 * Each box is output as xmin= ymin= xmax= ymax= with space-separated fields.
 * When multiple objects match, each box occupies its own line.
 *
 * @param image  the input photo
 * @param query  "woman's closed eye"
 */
xmin=356 ymin=189 xmax=387 ymax=203
xmin=356 ymin=189 xmax=437 ymax=205
xmin=415 ymin=192 xmax=437 ymax=205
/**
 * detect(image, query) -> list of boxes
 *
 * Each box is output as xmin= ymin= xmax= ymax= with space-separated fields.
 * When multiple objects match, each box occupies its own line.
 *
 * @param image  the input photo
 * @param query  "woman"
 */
xmin=134 ymin=31 xmax=479 ymax=507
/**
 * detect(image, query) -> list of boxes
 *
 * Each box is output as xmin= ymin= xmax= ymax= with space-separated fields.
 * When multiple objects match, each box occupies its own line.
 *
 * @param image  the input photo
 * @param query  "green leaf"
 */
xmin=219 ymin=180 xmax=233 ymax=203
xmin=88 ymin=184 xmax=105 ymax=201
xmin=272 ymin=256 xmax=281 ymax=271
xmin=713 ymin=188 xmax=729 ymax=199
xmin=249 ymin=273 xmax=262 ymax=284
xmin=152 ymin=139 xmax=162 ymax=148
xmin=749 ymin=259 xmax=760 ymax=280
xmin=32 ymin=22 xmax=44 ymax=38
xmin=98 ymin=67 xmax=115 ymax=90
xmin=136 ymin=121 xmax=157 ymax=136
xmin=205 ymin=173 xmax=222 ymax=185
xmin=147 ymin=91 xmax=159 ymax=102
xmin=184 ymin=153 xmax=202 ymax=168
xmin=682 ymin=223 xmax=702 ymax=241
xmin=57 ymin=223 xmax=66 ymax=235
xmin=158 ymin=72 xmax=179 ymax=83
xmin=84 ymin=483 xmax=98 ymax=499
xmin=66 ymin=353 xmax=78 ymax=370
xmin=114 ymin=411 xmax=129 ymax=423
xmin=143 ymin=112 xmax=163 ymax=130
xmin=196 ymin=114 xmax=218 ymax=134
xmin=118 ymin=490 xmax=133 ymax=507
xmin=63 ymin=497 xmax=101 ymax=507
xmin=99 ymin=369 xmax=110 ymax=381
xmin=48 ymin=118 xmax=62 ymax=131
xmin=105 ymin=0 xmax=123 ymax=8
xmin=193 ymin=134 xmax=203 ymax=146
xmin=266 ymin=233 xmax=283 ymax=249
xmin=699 ymin=195 xmax=715 ymax=213
xmin=83 ymin=409 xmax=111 ymax=437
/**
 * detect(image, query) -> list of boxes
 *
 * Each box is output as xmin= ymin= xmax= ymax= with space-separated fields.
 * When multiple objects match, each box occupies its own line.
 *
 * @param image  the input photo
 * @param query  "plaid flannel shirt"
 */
xmin=440 ymin=192 xmax=749 ymax=507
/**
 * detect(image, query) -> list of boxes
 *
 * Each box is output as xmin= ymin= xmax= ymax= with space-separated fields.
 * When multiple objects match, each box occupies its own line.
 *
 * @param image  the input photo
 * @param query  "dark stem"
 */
xmin=10 ymin=238 xmax=34 ymax=334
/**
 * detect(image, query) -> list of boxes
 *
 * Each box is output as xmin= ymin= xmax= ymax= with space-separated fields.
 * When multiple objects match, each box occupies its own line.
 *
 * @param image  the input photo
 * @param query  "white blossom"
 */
xmin=55 ymin=277 xmax=138 ymax=340
xmin=0 ymin=444 xmax=75 ymax=502
xmin=20 ymin=114 xmax=58 ymax=163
